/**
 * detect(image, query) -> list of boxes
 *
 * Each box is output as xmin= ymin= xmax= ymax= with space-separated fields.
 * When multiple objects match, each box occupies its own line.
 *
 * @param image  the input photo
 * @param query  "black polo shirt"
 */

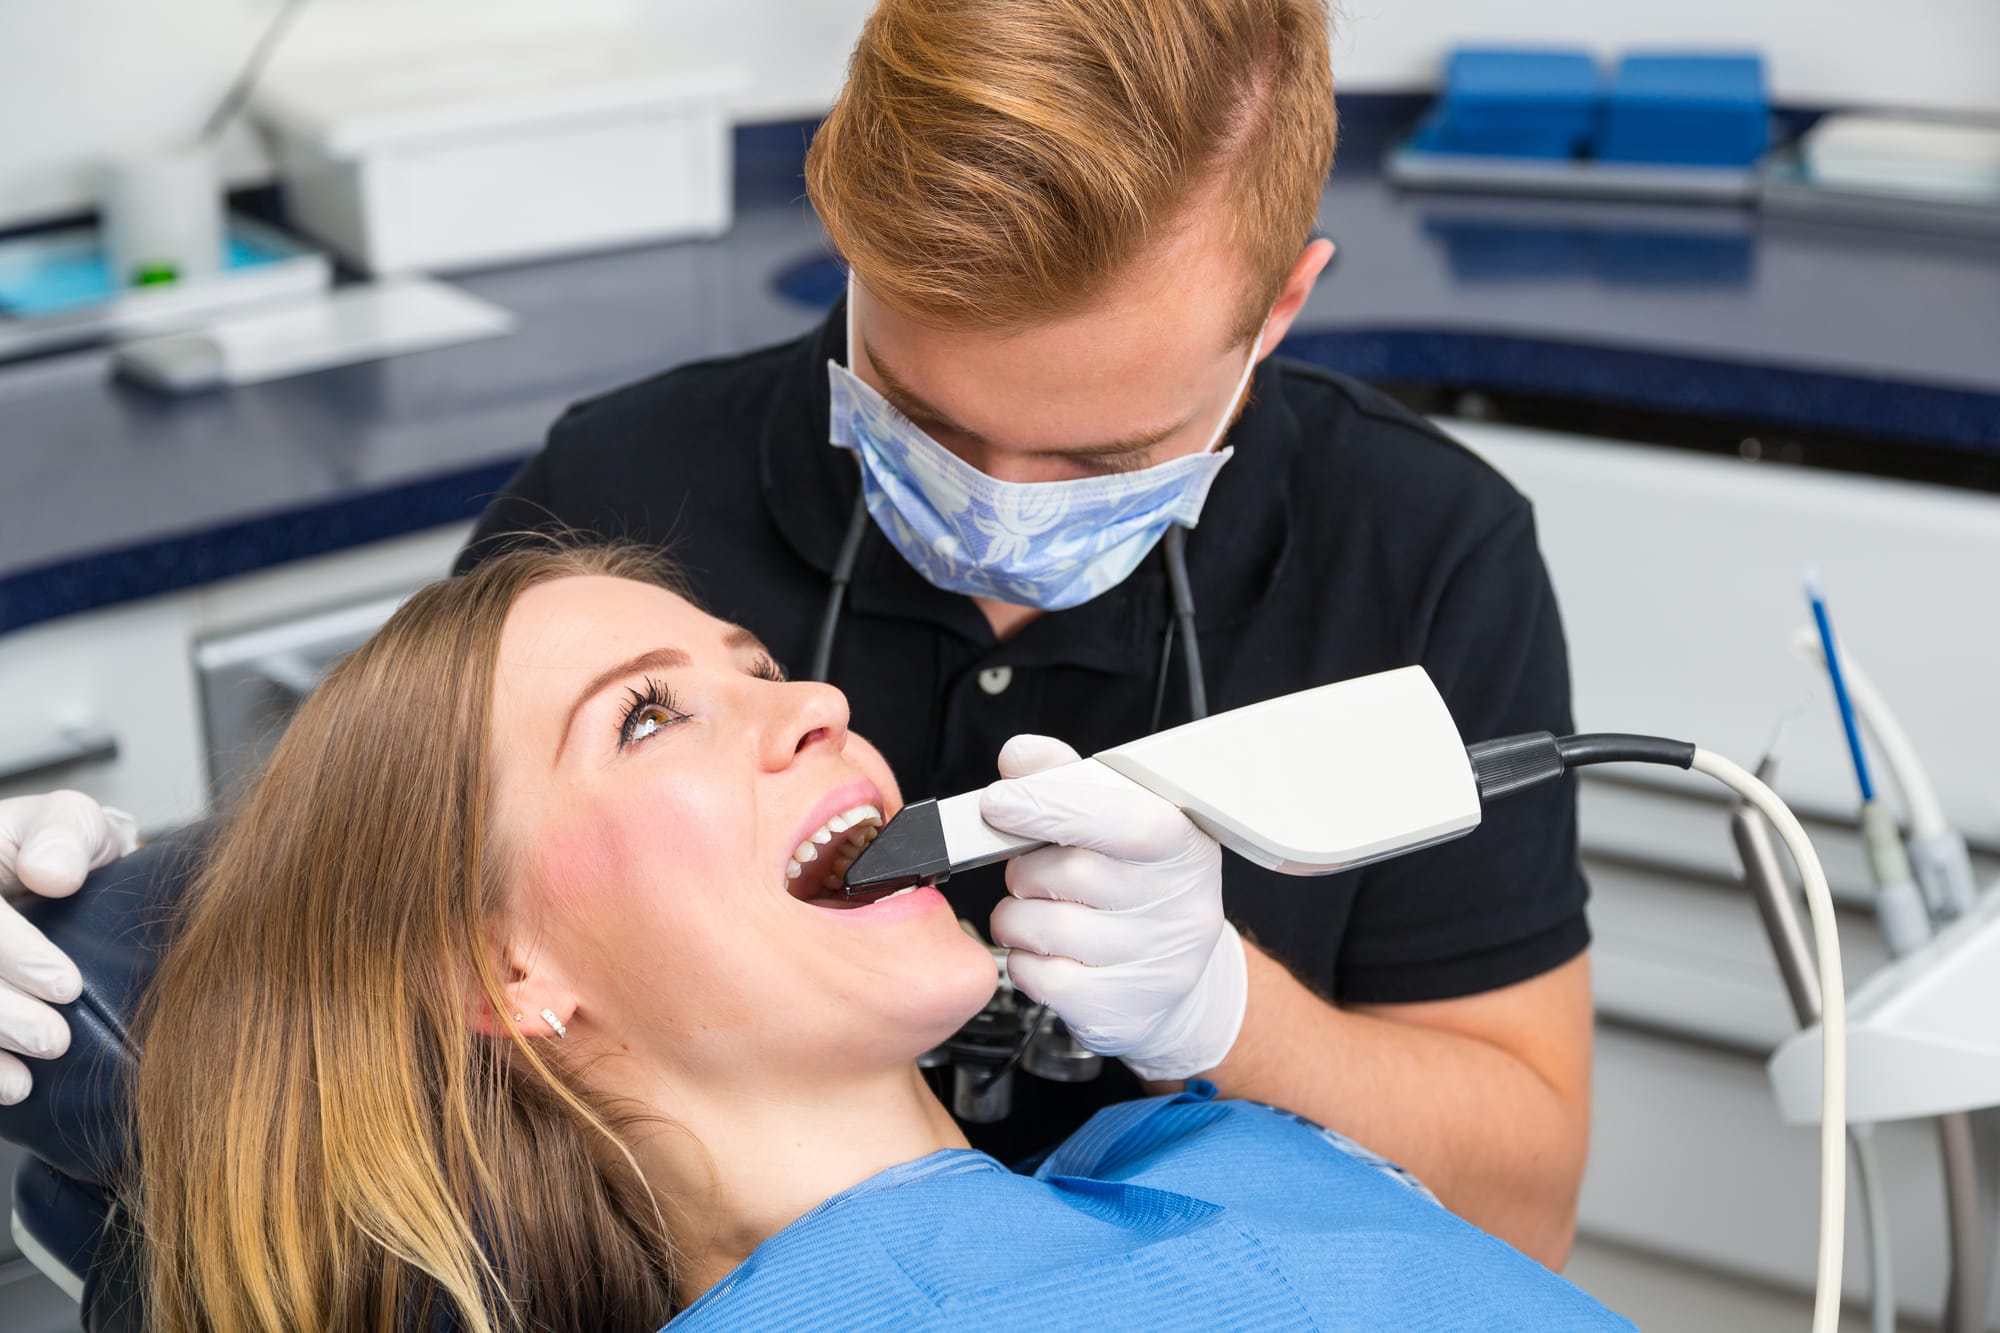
xmin=461 ymin=305 xmax=1589 ymax=1164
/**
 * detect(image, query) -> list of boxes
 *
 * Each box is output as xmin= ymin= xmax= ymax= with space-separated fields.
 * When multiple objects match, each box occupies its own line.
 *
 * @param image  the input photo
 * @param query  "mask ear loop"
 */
xmin=1198 ymin=321 xmax=1267 ymax=454
xmin=844 ymin=273 xmax=858 ymax=371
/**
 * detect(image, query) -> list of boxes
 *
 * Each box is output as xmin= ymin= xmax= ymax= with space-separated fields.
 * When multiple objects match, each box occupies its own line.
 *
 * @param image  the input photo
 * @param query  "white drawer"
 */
xmin=0 ymin=597 xmax=207 ymax=835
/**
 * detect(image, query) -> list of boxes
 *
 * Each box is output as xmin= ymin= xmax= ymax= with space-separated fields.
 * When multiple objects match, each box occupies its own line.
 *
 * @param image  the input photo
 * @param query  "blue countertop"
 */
xmin=5 ymin=114 xmax=1998 ymax=635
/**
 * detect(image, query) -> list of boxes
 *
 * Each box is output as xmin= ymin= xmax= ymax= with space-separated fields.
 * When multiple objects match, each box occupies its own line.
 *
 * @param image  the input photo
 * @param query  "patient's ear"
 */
xmin=466 ymin=940 xmax=579 ymax=1041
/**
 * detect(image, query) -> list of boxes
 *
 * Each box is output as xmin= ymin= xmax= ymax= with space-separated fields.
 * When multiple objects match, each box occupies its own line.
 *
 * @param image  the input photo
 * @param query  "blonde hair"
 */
xmin=133 ymin=543 xmax=687 ymax=1333
xmin=806 ymin=0 xmax=1337 ymax=336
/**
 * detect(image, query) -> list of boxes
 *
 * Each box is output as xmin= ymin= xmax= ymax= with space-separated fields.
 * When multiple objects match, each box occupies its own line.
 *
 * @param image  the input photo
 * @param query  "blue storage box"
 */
xmin=1594 ymin=53 xmax=1769 ymax=166
xmin=1413 ymin=48 xmax=1599 ymax=159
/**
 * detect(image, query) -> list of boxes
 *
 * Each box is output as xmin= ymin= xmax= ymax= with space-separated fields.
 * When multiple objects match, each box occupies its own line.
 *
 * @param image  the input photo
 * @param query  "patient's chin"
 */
xmin=914 ymin=926 xmax=1006 ymax=1045
xmin=848 ymin=923 xmax=1001 ymax=1064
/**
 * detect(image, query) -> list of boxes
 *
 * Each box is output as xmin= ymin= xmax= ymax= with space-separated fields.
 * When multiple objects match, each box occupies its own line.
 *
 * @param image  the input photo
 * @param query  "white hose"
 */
xmin=1693 ymin=747 xmax=1846 ymax=1333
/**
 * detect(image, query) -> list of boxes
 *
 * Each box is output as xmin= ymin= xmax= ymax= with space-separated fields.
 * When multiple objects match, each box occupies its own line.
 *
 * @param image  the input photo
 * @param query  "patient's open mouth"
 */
xmin=785 ymin=804 xmax=884 ymax=909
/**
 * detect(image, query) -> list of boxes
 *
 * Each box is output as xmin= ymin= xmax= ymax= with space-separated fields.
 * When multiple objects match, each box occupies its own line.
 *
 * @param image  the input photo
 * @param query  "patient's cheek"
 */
xmin=530 ymin=799 xmax=722 ymax=917
xmin=529 ymin=809 xmax=668 ymax=917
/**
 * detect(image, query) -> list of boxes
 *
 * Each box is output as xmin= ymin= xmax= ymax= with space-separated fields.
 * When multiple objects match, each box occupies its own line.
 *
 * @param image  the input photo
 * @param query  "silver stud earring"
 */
xmin=539 ymin=1007 xmax=568 ymax=1039
xmin=512 ymin=1013 xmax=524 ymax=1023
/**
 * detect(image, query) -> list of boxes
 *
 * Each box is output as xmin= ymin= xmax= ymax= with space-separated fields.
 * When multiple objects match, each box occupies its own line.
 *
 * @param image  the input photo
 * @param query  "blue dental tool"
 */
xmin=1805 ymin=570 xmax=1875 ymax=803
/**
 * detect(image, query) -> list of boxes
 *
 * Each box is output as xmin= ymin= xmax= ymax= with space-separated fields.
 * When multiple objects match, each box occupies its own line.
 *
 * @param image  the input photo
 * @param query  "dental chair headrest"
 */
xmin=0 ymin=826 xmax=208 ymax=1187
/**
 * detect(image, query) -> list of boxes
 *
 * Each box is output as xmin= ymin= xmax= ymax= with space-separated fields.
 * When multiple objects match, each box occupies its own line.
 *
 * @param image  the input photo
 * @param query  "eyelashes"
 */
xmin=614 ymin=656 xmax=787 ymax=750
xmin=618 ymin=678 xmax=688 ymax=750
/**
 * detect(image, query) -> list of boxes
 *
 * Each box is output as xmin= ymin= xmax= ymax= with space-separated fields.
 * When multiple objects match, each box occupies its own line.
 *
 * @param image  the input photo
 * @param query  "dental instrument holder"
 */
xmin=845 ymin=666 xmax=1485 ymax=896
xmin=1770 ymin=873 xmax=2000 ymax=1125
xmin=1910 ymin=829 xmax=1980 ymax=923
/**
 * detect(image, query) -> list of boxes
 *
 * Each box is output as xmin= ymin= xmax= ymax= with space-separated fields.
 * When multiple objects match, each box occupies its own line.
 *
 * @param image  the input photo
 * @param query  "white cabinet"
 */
xmin=0 ymin=524 xmax=470 ymax=835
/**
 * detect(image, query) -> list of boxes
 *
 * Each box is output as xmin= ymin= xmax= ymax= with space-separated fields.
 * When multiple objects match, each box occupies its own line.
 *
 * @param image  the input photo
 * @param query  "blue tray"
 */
xmin=0 ymin=216 xmax=329 ymax=361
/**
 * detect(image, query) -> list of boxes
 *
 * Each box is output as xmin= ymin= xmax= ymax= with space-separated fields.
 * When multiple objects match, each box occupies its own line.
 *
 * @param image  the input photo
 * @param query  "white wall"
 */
xmin=0 ymin=0 xmax=866 ymax=229
xmin=3 ymin=0 xmax=1997 ymax=230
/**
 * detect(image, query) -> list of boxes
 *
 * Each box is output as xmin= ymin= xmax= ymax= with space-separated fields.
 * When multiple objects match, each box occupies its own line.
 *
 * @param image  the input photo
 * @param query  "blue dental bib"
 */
xmin=666 ymin=1083 xmax=1631 ymax=1331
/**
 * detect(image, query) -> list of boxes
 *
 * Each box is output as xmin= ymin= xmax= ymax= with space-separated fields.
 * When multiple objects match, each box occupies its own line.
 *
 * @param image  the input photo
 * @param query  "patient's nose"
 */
xmin=762 ymin=681 xmax=851 ymax=770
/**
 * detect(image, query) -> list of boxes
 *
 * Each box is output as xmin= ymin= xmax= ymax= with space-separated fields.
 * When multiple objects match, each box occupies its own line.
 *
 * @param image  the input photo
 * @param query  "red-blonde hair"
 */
xmin=807 ymin=0 xmax=1337 ymax=335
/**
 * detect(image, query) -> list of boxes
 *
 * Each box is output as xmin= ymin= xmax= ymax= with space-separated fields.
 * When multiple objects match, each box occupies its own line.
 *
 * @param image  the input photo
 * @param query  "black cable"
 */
xmin=809 ymin=493 xmax=871 ymax=683
xmin=1149 ymin=618 xmax=1177 ymax=734
xmin=1468 ymin=730 xmax=1695 ymax=803
xmin=971 ymin=1002 xmax=1050 ymax=1090
xmin=1162 ymin=527 xmax=1207 ymax=721
xmin=1554 ymin=733 xmax=1697 ymax=770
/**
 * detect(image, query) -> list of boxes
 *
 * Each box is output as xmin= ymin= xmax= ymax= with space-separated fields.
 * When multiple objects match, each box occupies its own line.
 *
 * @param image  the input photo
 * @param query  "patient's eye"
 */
xmin=618 ymin=678 xmax=689 ymax=750
xmin=749 ymin=654 xmax=786 ymax=683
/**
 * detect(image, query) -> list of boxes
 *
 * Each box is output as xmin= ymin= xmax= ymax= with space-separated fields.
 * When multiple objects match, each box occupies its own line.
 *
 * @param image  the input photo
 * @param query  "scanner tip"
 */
xmin=841 ymin=798 xmax=953 ymax=897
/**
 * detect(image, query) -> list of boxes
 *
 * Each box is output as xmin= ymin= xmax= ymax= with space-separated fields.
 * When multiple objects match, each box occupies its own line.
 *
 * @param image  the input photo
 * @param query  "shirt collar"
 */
xmin=758 ymin=304 xmax=1301 ymax=674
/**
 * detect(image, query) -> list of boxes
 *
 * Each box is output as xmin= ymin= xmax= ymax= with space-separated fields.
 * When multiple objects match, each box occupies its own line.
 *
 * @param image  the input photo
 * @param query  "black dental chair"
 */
xmin=1 ymin=828 xmax=209 ymax=1333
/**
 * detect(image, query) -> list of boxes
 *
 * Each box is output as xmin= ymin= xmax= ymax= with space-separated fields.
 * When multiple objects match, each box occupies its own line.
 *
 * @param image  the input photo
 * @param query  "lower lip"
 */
xmin=802 ymin=883 xmax=947 ymax=925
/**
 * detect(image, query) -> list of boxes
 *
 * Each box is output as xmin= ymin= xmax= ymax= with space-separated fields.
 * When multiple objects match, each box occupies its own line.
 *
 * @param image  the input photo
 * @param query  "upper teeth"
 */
xmin=786 ymin=804 xmax=882 ymax=890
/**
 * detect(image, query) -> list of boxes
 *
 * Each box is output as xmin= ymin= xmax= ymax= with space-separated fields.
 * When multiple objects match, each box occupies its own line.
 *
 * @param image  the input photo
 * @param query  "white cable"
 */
xmin=1692 ymin=747 xmax=1846 ymax=1333
xmin=1792 ymin=626 xmax=1948 ymax=840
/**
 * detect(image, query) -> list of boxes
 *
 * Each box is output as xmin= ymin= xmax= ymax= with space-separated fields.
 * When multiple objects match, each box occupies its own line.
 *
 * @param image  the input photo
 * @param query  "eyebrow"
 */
xmin=557 ymin=647 xmax=691 ymax=761
xmin=864 ymin=339 xmax=1192 ymax=466
xmin=553 ymin=627 xmax=775 ymax=763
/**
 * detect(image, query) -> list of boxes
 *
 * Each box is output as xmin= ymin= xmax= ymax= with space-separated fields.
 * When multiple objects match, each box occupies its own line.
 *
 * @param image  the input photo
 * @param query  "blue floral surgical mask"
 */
xmin=829 ymin=292 xmax=1263 ymax=611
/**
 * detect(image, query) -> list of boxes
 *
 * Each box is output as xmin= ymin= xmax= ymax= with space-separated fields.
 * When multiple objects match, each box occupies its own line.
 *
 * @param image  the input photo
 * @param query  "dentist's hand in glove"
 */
xmin=0 ymin=791 xmax=138 ymax=1104
xmin=981 ymin=736 xmax=1246 ymax=1082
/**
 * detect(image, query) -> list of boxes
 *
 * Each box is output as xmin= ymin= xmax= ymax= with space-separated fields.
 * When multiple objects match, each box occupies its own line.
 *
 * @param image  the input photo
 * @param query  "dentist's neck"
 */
xmin=622 ymin=1062 xmax=967 ymax=1304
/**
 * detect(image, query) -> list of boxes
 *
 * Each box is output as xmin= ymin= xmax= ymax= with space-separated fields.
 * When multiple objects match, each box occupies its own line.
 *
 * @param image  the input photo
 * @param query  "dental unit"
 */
xmin=1767 ymin=582 xmax=1987 ymax=1333
xmin=845 ymin=664 xmax=1852 ymax=1333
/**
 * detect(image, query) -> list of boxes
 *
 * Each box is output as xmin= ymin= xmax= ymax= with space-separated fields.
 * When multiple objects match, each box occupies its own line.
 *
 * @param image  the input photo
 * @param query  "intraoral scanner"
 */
xmin=844 ymin=664 xmax=1852 ymax=1333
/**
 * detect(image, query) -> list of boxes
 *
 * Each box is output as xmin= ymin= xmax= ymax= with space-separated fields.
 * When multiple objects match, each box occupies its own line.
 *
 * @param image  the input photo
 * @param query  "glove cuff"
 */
xmin=1120 ymin=921 xmax=1249 ymax=1082
xmin=103 ymin=806 xmax=141 ymax=857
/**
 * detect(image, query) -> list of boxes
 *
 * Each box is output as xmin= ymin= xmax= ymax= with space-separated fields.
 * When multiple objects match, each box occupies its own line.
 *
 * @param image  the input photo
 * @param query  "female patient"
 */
xmin=132 ymin=542 xmax=1627 ymax=1332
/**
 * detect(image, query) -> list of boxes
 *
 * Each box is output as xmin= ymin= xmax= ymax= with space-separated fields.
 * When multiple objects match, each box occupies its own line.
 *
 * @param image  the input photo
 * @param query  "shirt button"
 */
xmin=977 ymin=666 xmax=1014 ymax=696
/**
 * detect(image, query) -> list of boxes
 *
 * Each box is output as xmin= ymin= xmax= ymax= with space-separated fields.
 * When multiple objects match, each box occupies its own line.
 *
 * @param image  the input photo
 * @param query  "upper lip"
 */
xmin=781 ymin=776 xmax=885 ymax=896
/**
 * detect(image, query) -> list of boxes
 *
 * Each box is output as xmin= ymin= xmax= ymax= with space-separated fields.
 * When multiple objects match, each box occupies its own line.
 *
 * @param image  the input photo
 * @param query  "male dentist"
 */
xmin=1 ymin=0 xmax=1593 ymax=1265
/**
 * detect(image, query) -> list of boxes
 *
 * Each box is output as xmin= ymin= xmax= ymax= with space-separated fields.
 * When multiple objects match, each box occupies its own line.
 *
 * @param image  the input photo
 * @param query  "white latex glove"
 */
xmin=982 ymin=736 xmax=1246 ymax=1082
xmin=0 ymin=791 xmax=138 ymax=1104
